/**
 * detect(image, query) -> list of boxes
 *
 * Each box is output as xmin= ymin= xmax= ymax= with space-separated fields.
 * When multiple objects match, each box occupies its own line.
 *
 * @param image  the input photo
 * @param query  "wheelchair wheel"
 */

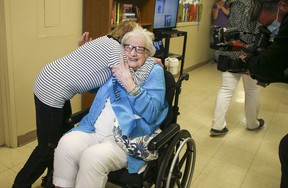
xmin=156 ymin=129 xmax=196 ymax=188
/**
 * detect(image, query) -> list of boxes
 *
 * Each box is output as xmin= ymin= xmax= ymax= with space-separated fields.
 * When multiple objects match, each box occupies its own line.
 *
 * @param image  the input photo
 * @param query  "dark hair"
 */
xmin=250 ymin=0 xmax=280 ymax=21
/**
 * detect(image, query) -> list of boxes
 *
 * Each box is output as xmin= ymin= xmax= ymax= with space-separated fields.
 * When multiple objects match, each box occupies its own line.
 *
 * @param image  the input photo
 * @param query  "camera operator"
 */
xmin=245 ymin=0 xmax=288 ymax=83
xmin=210 ymin=0 xmax=265 ymax=136
xmin=244 ymin=0 xmax=288 ymax=187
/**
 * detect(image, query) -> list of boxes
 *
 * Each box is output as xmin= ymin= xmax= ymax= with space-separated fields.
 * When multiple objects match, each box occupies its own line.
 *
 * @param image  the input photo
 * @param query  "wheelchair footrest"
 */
xmin=108 ymin=168 xmax=143 ymax=188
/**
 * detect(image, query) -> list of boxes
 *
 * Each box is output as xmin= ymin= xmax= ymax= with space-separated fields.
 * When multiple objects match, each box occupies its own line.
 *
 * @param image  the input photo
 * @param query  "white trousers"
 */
xmin=53 ymin=131 xmax=127 ymax=188
xmin=212 ymin=71 xmax=260 ymax=130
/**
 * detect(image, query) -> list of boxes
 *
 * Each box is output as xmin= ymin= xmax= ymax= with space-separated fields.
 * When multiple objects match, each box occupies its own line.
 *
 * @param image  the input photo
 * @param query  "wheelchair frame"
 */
xmin=105 ymin=71 xmax=196 ymax=188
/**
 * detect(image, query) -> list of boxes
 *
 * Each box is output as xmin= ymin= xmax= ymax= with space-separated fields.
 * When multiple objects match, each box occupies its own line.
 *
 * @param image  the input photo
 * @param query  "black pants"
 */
xmin=280 ymin=134 xmax=288 ymax=188
xmin=12 ymin=95 xmax=72 ymax=188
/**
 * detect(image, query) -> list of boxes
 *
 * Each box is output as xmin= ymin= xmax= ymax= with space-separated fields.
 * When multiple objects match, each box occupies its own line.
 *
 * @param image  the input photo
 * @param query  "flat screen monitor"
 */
xmin=153 ymin=0 xmax=179 ymax=30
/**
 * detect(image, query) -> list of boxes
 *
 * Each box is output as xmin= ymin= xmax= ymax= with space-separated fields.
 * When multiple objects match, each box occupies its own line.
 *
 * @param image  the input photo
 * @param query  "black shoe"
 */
xmin=41 ymin=172 xmax=55 ymax=188
xmin=258 ymin=119 xmax=265 ymax=128
xmin=247 ymin=119 xmax=265 ymax=130
xmin=210 ymin=127 xmax=229 ymax=136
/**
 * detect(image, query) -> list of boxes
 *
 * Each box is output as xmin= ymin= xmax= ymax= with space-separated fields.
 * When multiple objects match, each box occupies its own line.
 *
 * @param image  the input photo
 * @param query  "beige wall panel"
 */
xmin=2 ymin=0 xmax=82 ymax=146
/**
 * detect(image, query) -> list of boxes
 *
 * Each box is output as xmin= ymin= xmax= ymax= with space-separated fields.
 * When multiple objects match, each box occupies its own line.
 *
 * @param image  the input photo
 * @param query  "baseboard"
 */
xmin=17 ymin=130 xmax=37 ymax=147
xmin=171 ymin=58 xmax=212 ymax=78
xmin=183 ymin=59 xmax=212 ymax=73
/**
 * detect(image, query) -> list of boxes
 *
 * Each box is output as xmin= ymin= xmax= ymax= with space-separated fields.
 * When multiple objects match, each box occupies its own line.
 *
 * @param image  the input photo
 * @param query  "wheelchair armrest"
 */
xmin=148 ymin=123 xmax=180 ymax=151
xmin=66 ymin=108 xmax=90 ymax=126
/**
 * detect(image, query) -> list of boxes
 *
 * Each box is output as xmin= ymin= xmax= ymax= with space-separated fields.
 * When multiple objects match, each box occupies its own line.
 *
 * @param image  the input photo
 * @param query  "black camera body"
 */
xmin=217 ymin=55 xmax=247 ymax=73
xmin=210 ymin=26 xmax=271 ymax=73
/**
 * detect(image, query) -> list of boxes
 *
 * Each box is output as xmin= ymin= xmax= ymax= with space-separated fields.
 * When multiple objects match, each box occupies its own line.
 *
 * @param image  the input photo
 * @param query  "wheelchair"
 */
xmin=42 ymin=70 xmax=196 ymax=188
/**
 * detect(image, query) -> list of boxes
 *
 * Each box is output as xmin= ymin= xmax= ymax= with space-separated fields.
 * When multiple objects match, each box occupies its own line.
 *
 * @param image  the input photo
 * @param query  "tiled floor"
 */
xmin=1 ymin=62 xmax=288 ymax=188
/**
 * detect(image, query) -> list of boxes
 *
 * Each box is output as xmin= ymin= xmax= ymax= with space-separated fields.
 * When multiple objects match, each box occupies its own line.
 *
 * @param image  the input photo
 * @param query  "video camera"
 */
xmin=210 ymin=25 xmax=271 ymax=73
xmin=210 ymin=27 xmax=250 ymax=52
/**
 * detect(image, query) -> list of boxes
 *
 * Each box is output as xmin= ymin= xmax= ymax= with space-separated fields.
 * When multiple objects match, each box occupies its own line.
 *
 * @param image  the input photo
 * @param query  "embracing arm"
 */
xmin=112 ymin=54 xmax=166 ymax=123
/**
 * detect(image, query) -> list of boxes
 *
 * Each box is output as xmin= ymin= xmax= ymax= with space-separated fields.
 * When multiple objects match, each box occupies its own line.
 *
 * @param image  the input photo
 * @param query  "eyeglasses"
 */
xmin=124 ymin=44 xmax=149 ymax=54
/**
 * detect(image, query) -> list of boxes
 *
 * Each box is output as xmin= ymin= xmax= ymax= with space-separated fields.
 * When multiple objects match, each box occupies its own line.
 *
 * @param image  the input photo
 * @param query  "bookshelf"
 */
xmin=83 ymin=0 xmax=155 ymax=39
xmin=82 ymin=0 xmax=156 ymax=109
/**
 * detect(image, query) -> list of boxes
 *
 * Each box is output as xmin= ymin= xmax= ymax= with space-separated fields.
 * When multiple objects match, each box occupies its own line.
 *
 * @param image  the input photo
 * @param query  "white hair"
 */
xmin=121 ymin=28 xmax=156 ymax=56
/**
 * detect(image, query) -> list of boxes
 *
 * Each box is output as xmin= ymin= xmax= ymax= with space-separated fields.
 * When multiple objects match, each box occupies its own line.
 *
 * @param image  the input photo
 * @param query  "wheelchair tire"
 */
xmin=155 ymin=129 xmax=196 ymax=188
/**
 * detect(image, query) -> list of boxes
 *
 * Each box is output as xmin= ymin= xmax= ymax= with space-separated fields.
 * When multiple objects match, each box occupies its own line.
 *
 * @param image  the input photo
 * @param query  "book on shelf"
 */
xmin=123 ymin=3 xmax=133 ymax=13
xmin=121 ymin=17 xmax=138 ymax=22
xmin=111 ymin=1 xmax=117 ymax=26
xmin=135 ymin=6 xmax=141 ymax=22
xmin=123 ymin=12 xmax=136 ymax=18
xmin=111 ymin=2 xmax=141 ymax=26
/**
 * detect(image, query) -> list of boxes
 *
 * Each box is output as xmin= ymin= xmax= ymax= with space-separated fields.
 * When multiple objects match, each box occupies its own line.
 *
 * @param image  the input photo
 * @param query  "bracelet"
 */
xmin=132 ymin=87 xmax=141 ymax=96
xmin=128 ymin=85 xmax=140 ymax=96
xmin=128 ymin=85 xmax=138 ymax=94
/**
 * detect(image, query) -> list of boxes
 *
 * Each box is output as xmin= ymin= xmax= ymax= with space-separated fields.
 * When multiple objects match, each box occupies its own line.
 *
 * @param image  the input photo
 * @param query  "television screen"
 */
xmin=153 ymin=0 xmax=179 ymax=30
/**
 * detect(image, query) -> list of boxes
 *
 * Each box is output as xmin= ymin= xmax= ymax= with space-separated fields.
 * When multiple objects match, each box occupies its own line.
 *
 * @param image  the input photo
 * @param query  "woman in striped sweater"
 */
xmin=12 ymin=21 xmax=146 ymax=188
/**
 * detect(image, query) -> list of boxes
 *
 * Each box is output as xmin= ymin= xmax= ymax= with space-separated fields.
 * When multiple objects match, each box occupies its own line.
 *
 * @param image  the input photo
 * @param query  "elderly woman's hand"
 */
xmin=112 ymin=54 xmax=137 ymax=93
xmin=153 ymin=57 xmax=164 ymax=68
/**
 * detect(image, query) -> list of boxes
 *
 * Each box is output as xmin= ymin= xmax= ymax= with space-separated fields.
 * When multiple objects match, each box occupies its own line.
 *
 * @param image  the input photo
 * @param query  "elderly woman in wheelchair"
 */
xmin=53 ymin=28 xmax=168 ymax=188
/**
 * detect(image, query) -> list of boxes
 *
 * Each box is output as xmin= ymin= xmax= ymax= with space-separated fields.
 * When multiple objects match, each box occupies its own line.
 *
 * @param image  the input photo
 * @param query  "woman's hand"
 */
xmin=152 ymin=57 xmax=164 ymax=68
xmin=239 ymin=54 xmax=250 ymax=75
xmin=216 ymin=3 xmax=222 ymax=10
xmin=112 ymin=54 xmax=136 ymax=93
xmin=78 ymin=32 xmax=92 ymax=47
xmin=239 ymin=54 xmax=247 ymax=62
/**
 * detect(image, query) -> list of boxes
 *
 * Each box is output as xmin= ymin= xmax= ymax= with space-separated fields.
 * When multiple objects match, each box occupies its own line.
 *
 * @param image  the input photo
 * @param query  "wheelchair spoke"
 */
xmin=178 ymin=150 xmax=189 ymax=169
xmin=176 ymin=179 xmax=183 ymax=188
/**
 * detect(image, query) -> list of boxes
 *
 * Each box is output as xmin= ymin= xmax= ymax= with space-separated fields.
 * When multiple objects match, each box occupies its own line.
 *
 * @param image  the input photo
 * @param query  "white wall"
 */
xmin=1 ymin=0 xmax=83 ymax=147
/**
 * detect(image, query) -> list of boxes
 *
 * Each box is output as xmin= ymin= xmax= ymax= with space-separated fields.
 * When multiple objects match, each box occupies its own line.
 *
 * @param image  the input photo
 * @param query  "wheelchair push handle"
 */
xmin=176 ymin=73 xmax=189 ymax=95
xmin=178 ymin=73 xmax=189 ymax=82
xmin=174 ymin=73 xmax=189 ymax=103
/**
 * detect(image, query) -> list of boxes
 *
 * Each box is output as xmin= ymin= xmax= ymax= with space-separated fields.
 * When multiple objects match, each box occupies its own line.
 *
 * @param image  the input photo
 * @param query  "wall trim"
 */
xmin=184 ymin=58 xmax=213 ymax=73
xmin=17 ymin=130 xmax=37 ymax=147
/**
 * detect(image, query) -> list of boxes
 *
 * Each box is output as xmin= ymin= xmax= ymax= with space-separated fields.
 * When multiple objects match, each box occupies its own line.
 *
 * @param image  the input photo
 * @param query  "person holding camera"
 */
xmin=210 ymin=0 xmax=265 ymax=136
xmin=245 ymin=0 xmax=288 ymax=83
xmin=244 ymin=0 xmax=288 ymax=187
